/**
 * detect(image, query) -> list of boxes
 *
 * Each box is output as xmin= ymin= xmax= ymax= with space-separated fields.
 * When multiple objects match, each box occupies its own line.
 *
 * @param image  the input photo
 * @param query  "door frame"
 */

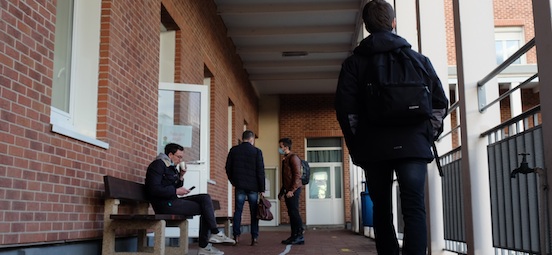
xmin=158 ymin=82 xmax=210 ymax=237
xmin=305 ymin=162 xmax=344 ymax=225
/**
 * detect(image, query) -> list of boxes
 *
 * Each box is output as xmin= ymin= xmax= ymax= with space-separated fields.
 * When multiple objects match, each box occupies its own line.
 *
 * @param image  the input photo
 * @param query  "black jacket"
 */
xmin=335 ymin=31 xmax=449 ymax=164
xmin=144 ymin=153 xmax=182 ymax=210
xmin=225 ymin=142 xmax=265 ymax=192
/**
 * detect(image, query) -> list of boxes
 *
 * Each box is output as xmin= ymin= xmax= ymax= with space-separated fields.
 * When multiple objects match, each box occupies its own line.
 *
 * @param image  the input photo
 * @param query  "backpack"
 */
xmin=364 ymin=47 xmax=432 ymax=126
xmin=299 ymin=157 xmax=310 ymax=185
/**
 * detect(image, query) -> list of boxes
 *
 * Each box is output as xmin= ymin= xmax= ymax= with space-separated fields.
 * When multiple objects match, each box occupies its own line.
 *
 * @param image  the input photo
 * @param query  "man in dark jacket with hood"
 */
xmin=335 ymin=1 xmax=448 ymax=254
xmin=225 ymin=130 xmax=265 ymax=246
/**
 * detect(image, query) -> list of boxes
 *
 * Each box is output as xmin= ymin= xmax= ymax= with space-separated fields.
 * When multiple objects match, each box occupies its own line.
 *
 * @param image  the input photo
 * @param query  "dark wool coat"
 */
xmin=225 ymin=142 xmax=266 ymax=192
xmin=144 ymin=153 xmax=182 ymax=209
xmin=335 ymin=31 xmax=449 ymax=165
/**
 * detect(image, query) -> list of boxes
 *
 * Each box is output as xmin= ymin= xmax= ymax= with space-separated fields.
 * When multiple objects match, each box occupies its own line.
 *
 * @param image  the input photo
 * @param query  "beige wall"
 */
xmin=256 ymin=95 xmax=280 ymax=169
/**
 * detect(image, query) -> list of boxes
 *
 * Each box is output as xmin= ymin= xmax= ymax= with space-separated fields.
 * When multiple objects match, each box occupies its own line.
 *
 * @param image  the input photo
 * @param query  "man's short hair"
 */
xmin=242 ymin=130 xmax=255 ymax=141
xmin=279 ymin=138 xmax=292 ymax=150
xmin=164 ymin=143 xmax=184 ymax=155
xmin=363 ymin=0 xmax=395 ymax=33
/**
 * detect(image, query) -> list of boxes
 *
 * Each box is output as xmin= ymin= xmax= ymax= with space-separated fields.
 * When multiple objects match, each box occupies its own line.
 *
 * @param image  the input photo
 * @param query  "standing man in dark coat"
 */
xmin=225 ymin=130 xmax=265 ymax=246
xmin=335 ymin=1 xmax=448 ymax=254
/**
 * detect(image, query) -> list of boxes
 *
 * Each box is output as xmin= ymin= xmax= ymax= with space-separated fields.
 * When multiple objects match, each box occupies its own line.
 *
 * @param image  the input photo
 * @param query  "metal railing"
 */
xmin=477 ymin=38 xmax=536 ymax=112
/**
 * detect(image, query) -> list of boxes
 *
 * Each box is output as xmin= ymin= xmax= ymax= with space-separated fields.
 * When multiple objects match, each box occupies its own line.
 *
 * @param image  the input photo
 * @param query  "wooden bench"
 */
xmin=102 ymin=175 xmax=192 ymax=255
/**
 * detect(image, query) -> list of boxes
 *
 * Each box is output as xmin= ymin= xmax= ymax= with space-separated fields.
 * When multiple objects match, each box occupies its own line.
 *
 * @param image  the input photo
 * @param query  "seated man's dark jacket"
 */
xmin=145 ymin=153 xmax=182 ymax=211
xmin=335 ymin=31 xmax=449 ymax=164
xmin=225 ymin=142 xmax=265 ymax=192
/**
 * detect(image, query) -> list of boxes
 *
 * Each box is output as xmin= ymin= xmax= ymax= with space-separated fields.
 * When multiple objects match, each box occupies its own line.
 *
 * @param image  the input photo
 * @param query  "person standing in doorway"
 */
xmin=225 ymin=130 xmax=266 ymax=246
xmin=145 ymin=143 xmax=235 ymax=255
xmin=277 ymin=138 xmax=305 ymax=245
xmin=335 ymin=1 xmax=448 ymax=254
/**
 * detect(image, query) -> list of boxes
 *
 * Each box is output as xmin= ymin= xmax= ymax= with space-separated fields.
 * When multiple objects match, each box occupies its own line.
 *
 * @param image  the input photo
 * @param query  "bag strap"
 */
xmin=432 ymin=142 xmax=444 ymax=177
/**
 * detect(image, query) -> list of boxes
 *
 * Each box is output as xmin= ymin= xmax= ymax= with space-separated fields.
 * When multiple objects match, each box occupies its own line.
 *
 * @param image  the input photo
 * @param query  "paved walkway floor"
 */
xmin=187 ymin=227 xmax=378 ymax=255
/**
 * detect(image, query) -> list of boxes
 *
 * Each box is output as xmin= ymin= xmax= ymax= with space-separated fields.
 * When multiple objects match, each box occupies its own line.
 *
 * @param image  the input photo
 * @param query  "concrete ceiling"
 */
xmin=214 ymin=0 xmax=365 ymax=95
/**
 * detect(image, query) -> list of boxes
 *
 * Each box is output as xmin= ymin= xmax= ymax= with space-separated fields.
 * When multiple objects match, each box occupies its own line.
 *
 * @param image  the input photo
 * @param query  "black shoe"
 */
xmin=250 ymin=238 xmax=258 ymax=246
xmin=281 ymin=235 xmax=294 ymax=244
xmin=290 ymin=235 xmax=304 ymax=245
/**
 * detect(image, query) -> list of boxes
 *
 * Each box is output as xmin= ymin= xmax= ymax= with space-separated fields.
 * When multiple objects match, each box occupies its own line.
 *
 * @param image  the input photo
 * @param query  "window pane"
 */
xmin=158 ymin=90 xmax=202 ymax=162
xmin=307 ymin=138 xmax=341 ymax=147
xmin=495 ymin=41 xmax=504 ymax=64
xmin=309 ymin=167 xmax=331 ymax=199
xmin=52 ymin=0 xmax=74 ymax=112
xmin=334 ymin=166 xmax=342 ymax=198
xmin=307 ymin=150 xmax=342 ymax=163
xmin=505 ymin=40 xmax=521 ymax=64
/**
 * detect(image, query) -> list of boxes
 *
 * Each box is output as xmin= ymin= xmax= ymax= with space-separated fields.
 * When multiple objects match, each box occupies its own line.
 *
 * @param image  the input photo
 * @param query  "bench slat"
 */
xmin=110 ymin=214 xmax=192 ymax=221
xmin=104 ymin=175 xmax=148 ymax=202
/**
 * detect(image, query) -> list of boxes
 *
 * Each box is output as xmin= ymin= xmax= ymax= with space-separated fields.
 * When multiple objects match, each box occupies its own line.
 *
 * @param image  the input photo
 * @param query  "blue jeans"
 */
xmin=361 ymin=159 xmax=428 ymax=255
xmin=233 ymin=189 xmax=259 ymax=238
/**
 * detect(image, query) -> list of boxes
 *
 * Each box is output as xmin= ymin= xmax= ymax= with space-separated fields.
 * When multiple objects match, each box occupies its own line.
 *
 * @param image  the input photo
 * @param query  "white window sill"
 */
xmin=51 ymin=124 xmax=109 ymax=149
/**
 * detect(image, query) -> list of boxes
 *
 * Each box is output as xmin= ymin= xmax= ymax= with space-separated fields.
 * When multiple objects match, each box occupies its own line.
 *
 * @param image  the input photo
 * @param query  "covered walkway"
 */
xmin=186 ymin=227 xmax=377 ymax=255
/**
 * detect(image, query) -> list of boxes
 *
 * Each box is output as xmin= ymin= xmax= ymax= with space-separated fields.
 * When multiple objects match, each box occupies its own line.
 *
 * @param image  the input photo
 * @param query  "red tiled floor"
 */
xmin=187 ymin=227 xmax=378 ymax=255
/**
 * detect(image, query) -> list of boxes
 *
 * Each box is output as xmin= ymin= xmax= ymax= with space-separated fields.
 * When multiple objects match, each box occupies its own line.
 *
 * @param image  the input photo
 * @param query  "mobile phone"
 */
xmin=189 ymin=186 xmax=196 ymax=191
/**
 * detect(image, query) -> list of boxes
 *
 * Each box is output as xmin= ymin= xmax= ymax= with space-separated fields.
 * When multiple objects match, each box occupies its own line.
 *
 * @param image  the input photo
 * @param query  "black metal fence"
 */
xmin=440 ymin=106 xmax=546 ymax=254
xmin=488 ymin=125 xmax=545 ymax=254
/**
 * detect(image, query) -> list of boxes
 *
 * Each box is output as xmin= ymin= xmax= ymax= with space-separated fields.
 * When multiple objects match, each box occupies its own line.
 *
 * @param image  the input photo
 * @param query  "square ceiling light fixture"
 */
xmin=282 ymin=51 xmax=309 ymax=57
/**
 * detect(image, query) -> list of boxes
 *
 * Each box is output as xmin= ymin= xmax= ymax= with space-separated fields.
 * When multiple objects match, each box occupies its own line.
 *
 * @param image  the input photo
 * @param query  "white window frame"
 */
xmin=50 ymin=0 xmax=107 ymax=148
xmin=494 ymin=26 xmax=526 ymax=65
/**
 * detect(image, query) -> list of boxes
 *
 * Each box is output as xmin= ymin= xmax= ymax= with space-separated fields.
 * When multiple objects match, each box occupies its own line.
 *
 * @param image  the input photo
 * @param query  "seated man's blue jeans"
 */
xmin=360 ymin=159 xmax=428 ymax=255
xmin=233 ymin=189 xmax=259 ymax=238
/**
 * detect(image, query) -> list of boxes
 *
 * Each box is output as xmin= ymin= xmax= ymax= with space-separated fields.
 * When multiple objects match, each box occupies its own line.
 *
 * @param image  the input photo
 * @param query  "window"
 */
xmin=50 ymin=0 xmax=107 ymax=148
xmin=306 ymin=138 xmax=342 ymax=163
xmin=495 ymin=27 xmax=525 ymax=65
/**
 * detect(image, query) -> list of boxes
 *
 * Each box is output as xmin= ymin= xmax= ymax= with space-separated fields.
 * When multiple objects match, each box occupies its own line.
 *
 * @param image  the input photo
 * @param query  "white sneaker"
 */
xmin=209 ymin=232 xmax=236 ymax=244
xmin=198 ymin=243 xmax=224 ymax=255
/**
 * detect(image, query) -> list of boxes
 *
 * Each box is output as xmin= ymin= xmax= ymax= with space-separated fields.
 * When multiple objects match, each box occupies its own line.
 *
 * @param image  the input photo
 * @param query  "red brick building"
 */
xmin=0 ymin=0 xmax=547 ymax=254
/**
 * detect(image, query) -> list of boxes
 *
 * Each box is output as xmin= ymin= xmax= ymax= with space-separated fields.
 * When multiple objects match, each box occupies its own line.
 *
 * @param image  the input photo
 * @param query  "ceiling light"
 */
xmin=282 ymin=51 xmax=308 ymax=57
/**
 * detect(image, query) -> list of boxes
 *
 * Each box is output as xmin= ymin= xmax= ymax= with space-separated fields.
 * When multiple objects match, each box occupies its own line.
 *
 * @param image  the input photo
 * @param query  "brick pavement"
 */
xmin=187 ymin=227 xmax=378 ymax=255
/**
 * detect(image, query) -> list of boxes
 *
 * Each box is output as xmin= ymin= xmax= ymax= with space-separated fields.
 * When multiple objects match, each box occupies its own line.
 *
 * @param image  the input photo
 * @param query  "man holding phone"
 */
xmin=145 ymin=143 xmax=235 ymax=255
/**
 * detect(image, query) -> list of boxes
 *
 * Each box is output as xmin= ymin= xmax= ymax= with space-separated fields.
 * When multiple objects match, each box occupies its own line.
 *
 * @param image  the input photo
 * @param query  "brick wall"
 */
xmin=443 ymin=0 xmax=539 ymax=148
xmin=0 ymin=0 xmax=257 ymax=246
xmin=444 ymin=0 xmax=536 ymax=65
xmin=278 ymin=94 xmax=351 ymax=225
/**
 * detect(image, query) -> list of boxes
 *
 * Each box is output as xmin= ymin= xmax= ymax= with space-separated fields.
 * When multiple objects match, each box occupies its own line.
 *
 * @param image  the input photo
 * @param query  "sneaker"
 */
xmin=198 ymin=243 xmax=224 ymax=255
xmin=209 ymin=232 xmax=236 ymax=244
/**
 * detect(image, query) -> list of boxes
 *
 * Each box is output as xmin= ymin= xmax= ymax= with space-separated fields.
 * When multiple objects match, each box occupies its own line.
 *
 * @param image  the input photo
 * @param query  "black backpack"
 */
xmin=294 ymin=155 xmax=310 ymax=185
xmin=364 ymin=47 xmax=432 ymax=126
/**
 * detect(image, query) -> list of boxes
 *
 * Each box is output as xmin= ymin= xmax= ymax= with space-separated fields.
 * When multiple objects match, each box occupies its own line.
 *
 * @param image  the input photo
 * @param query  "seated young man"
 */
xmin=145 ymin=143 xmax=235 ymax=255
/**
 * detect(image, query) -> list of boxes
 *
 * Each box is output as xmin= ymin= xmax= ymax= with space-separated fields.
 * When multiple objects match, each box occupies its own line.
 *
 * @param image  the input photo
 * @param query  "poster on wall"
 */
xmin=158 ymin=124 xmax=193 ymax=152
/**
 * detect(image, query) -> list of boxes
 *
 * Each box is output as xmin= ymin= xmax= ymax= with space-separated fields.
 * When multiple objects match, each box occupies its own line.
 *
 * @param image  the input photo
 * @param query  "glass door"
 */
xmin=306 ymin=164 xmax=344 ymax=225
xmin=158 ymin=82 xmax=209 ymax=237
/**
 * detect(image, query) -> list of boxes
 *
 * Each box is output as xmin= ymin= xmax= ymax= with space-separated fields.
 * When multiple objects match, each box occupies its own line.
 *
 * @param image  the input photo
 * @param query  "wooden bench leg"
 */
xmin=152 ymin=220 xmax=166 ymax=255
xmin=102 ymin=221 xmax=116 ymax=255
xmin=166 ymin=220 xmax=188 ymax=255
xmin=105 ymin=220 xmax=166 ymax=255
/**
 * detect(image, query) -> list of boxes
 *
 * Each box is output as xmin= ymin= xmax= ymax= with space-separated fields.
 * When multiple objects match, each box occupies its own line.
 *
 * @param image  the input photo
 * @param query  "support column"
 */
xmin=452 ymin=0 xmax=500 ymax=254
xmin=418 ymin=0 xmax=452 ymax=254
xmin=509 ymin=82 xmax=524 ymax=133
xmin=532 ymin=0 xmax=552 ymax=251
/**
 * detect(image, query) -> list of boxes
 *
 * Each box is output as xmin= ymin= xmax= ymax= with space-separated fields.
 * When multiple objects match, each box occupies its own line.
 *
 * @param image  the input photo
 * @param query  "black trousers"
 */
xmin=152 ymin=194 xmax=219 ymax=248
xmin=284 ymin=188 xmax=303 ymax=236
